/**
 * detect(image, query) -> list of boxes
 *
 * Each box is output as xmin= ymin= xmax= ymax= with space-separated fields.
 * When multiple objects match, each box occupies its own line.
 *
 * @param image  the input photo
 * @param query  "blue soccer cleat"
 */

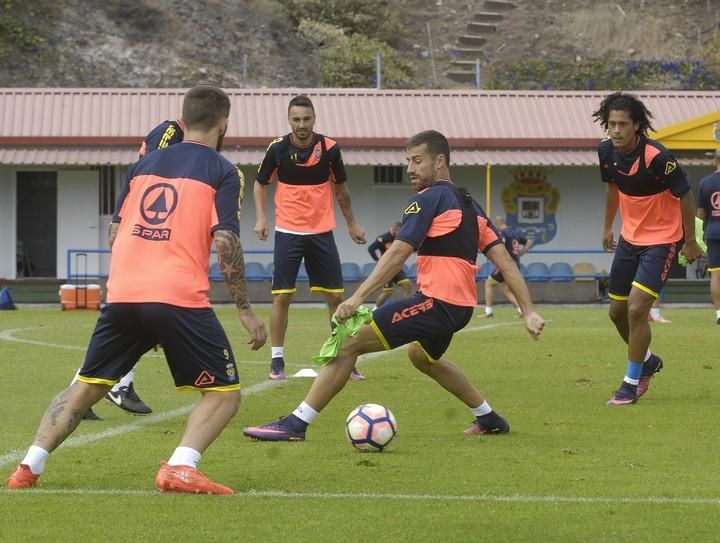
xmin=464 ymin=411 xmax=510 ymax=435
xmin=243 ymin=415 xmax=306 ymax=441
xmin=607 ymin=381 xmax=638 ymax=406
xmin=268 ymin=357 xmax=285 ymax=381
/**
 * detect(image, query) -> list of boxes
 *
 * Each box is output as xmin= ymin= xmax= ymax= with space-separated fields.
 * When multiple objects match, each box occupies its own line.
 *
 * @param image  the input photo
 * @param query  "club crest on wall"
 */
xmin=501 ymin=166 xmax=560 ymax=244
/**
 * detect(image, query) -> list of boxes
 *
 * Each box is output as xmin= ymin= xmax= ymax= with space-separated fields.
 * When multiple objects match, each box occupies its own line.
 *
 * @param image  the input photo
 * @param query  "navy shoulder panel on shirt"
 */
xmin=143 ymin=121 xmax=184 ymax=155
xmin=597 ymin=138 xmax=614 ymax=159
xmin=132 ymin=143 xmax=235 ymax=189
xmin=267 ymin=134 xmax=290 ymax=153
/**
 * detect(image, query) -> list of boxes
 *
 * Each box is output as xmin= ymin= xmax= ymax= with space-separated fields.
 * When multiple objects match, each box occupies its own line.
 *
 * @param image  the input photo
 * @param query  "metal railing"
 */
xmin=66 ymin=249 xmax=274 ymax=281
xmin=67 ymin=248 xmax=613 ymax=283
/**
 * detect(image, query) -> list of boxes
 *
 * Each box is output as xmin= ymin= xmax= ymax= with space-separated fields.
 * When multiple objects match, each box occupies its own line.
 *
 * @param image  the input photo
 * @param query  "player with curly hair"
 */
xmin=593 ymin=92 xmax=702 ymax=405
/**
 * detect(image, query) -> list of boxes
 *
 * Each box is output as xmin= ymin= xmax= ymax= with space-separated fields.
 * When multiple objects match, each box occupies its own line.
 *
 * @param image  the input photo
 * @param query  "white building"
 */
xmin=0 ymin=88 xmax=718 ymax=284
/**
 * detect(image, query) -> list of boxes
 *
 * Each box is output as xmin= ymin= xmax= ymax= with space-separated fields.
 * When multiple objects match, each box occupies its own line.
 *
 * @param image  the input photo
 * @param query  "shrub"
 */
xmin=278 ymin=0 xmax=403 ymax=45
xmin=319 ymin=33 xmax=415 ymax=88
xmin=484 ymin=55 xmax=720 ymax=90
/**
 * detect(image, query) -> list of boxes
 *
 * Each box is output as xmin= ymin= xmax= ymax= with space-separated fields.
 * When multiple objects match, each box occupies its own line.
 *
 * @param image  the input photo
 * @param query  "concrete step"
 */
xmin=473 ymin=11 xmax=504 ymax=22
xmin=449 ymin=47 xmax=486 ymax=57
xmin=450 ymin=59 xmax=484 ymax=67
xmin=446 ymin=70 xmax=478 ymax=82
xmin=467 ymin=21 xmax=497 ymax=33
xmin=484 ymin=0 xmax=516 ymax=9
xmin=663 ymin=279 xmax=711 ymax=303
xmin=457 ymin=34 xmax=488 ymax=46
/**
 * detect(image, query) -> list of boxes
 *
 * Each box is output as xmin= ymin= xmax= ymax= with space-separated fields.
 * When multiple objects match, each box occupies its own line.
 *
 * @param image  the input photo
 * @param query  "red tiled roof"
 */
xmin=0 ymin=147 xmax=602 ymax=166
xmin=0 ymin=88 xmax=717 ymax=165
xmin=1 ymin=88 xmax=718 ymax=141
xmin=2 ymin=147 xmax=712 ymax=167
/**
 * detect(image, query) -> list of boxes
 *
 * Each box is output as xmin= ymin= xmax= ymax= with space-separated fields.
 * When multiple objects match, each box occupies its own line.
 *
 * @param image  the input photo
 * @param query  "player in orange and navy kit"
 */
xmin=74 ymin=120 xmax=188 ymax=421
xmin=478 ymin=215 xmax=534 ymax=318
xmin=696 ymin=148 xmax=720 ymax=325
xmin=101 ymin=119 xmax=185 ymax=416
xmin=243 ymin=130 xmax=545 ymax=442
xmin=253 ymin=94 xmax=366 ymax=381
xmin=102 ymin=117 xmax=246 ymax=415
xmin=593 ymin=92 xmax=702 ymax=406
xmin=367 ymin=222 xmax=413 ymax=308
xmin=7 ymin=86 xmax=266 ymax=495
xmin=139 ymin=119 xmax=184 ymax=157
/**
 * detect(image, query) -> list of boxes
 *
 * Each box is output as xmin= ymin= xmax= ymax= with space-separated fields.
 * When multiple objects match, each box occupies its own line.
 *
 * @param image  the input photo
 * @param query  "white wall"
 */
xmin=57 ymin=170 xmax=100 ymax=280
xmin=245 ymin=163 xmax=714 ymax=277
xmin=2 ymin=162 xmax=715 ymax=280
xmin=236 ymin=164 xmax=617 ymax=270
xmin=477 ymin=165 xmax=614 ymax=271
xmin=478 ymin=163 xmax=716 ymax=274
xmin=0 ymin=167 xmax=16 ymax=278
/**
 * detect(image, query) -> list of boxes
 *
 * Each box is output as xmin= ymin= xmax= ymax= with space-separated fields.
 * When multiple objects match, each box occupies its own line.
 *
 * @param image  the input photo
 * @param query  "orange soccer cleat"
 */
xmin=155 ymin=461 xmax=234 ymax=495
xmin=6 ymin=464 xmax=39 ymax=489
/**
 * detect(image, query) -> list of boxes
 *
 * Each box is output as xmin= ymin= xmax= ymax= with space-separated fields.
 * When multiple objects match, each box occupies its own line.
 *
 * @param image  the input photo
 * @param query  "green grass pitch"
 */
xmin=1 ymin=305 xmax=719 ymax=542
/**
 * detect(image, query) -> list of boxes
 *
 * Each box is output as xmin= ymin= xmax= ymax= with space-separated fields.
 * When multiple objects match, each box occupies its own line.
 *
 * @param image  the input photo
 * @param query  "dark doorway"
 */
xmin=17 ymin=171 xmax=57 ymax=277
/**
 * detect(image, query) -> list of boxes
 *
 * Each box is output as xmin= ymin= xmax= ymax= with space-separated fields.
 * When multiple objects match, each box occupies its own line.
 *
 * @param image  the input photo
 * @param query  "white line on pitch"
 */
xmin=0 ymin=379 xmax=279 ymax=469
xmin=0 ymin=327 xmax=305 ymax=366
xmin=1 ymin=488 xmax=718 ymax=506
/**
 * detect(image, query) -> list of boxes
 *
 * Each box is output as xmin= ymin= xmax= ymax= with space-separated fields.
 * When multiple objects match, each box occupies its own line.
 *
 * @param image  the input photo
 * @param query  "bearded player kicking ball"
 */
xmin=243 ymin=130 xmax=544 ymax=442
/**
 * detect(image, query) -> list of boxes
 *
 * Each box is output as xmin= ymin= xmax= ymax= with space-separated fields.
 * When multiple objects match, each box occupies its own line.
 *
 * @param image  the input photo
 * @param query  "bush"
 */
xmin=278 ymin=0 xmax=403 ymax=45
xmin=0 ymin=0 xmax=60 ymax=62
xmin=319 ymin=33 xmax=415 ymax=88
xmin=297 ymin=19 xmax=347 ymax=48
xmin=484 ymin=55 xmax=720 ymax=91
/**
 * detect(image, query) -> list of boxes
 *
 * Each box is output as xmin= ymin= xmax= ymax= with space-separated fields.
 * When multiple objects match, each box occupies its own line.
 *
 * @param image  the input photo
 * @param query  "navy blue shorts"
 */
xmin=489 ymin=269 xmax=505 ymax=284
xmin=707 ymin=240 xmax=720 ymax=271
xmin=609 ymin=236 xmax=680 ymax=299
xmin=78 ymin=303 xmax=239 ymax=391
xmin=383 ymin=270 xmax=410 ymax=291
xmin=370 ymin=292 xmax=473 ymax=361
xmin=272 ymin=231 xmax=343 ymax=294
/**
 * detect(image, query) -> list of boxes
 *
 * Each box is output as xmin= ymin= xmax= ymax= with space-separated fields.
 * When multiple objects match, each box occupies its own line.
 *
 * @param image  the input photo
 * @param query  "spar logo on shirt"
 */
xmin=711 ymin=191 xmax=720 ymax=217
xmin=132 ymin=183 xmax=178 ymax=241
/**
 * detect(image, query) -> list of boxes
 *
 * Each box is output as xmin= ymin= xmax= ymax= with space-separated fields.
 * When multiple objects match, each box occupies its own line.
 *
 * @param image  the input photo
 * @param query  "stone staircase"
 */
xmin=446 ymin=0 xmax=517 ymax=85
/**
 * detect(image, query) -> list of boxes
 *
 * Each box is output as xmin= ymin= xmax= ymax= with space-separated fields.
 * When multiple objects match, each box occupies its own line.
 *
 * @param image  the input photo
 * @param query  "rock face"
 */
xmin=0 ymin=0 xmax=712 ymax=89
xmin=1 ymin=0 xmax=320 ymax=87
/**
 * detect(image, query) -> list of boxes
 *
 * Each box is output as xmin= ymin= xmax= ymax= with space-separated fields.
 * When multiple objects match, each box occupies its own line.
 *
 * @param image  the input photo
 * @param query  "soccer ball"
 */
xmin=345 ymin=403 xmax=397 ymax=452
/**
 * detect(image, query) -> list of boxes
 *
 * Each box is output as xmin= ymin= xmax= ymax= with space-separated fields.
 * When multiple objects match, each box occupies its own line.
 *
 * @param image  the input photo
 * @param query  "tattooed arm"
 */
xmin=213 ymin=229 xmax=267 ymax=350
xmin=333 ymin=183 xmax=366 ymax=244
xmin=108 ymin=222 xmax=120 ymax=248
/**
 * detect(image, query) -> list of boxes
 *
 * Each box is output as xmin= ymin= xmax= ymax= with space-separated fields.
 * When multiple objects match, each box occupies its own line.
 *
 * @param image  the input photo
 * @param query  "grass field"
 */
xmin=1 ymin=304 xmax=719 ymax=542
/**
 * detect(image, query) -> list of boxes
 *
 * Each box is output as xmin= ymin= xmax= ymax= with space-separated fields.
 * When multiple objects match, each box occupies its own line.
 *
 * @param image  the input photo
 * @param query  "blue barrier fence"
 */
xmin=68 ymin=248 xmax=611 ymax=282
xmin=488 ymin=249 xmax=612 ymax=281
xmin=66 ymin=249 xmax=275 ymax=281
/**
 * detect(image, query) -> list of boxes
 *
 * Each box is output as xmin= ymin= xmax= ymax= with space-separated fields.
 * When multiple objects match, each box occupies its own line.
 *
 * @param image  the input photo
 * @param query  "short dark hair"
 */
xmin=592 ymin=92 xmax=655 ymax=135
xmin=288 ymin=94 xmax=315 ymax=112
xmin=182 ymin=85 xmax=231 ymax=131
xmin=406 ymin=130 xmax=451 ymax=165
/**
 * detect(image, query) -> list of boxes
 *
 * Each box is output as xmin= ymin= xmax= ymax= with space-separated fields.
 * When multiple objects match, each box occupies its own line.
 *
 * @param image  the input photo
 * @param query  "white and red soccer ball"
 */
xmin=345 ymin=403 xmax=397 ymax=452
